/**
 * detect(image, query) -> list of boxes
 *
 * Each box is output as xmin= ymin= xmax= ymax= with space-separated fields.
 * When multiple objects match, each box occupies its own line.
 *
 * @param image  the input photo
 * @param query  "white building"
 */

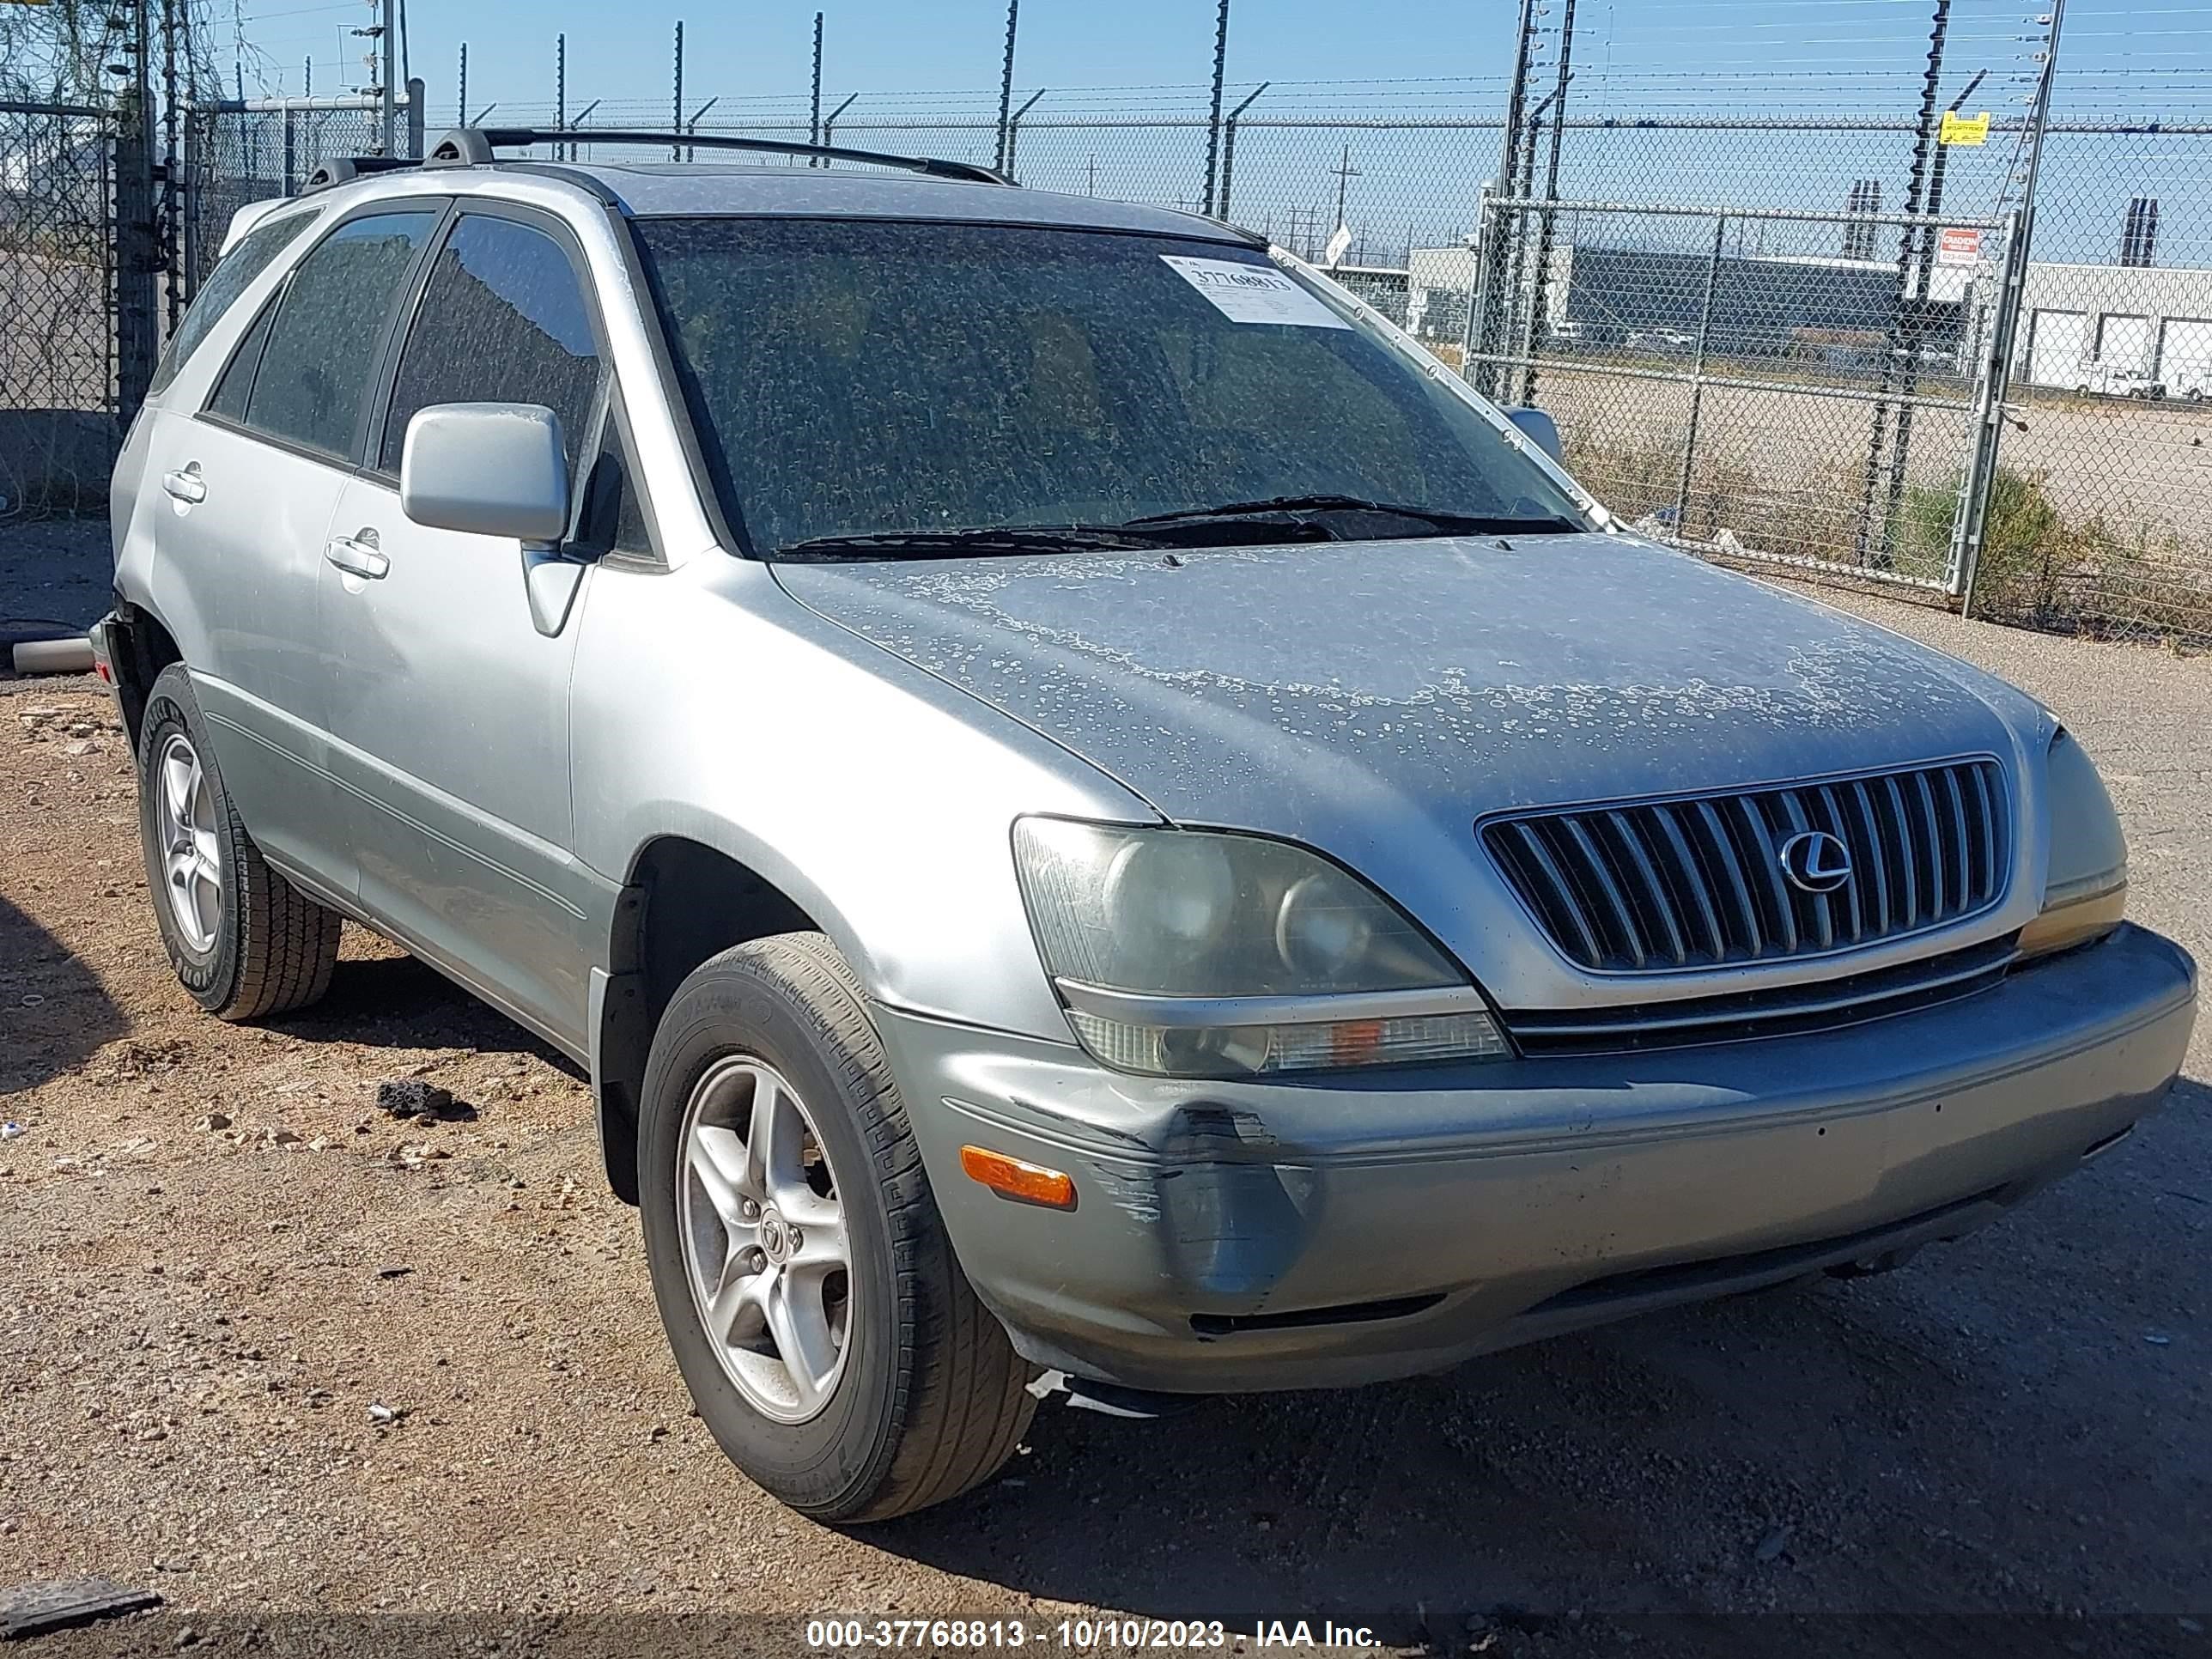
xmin=2016 ymin=262 xmax=2212 ymax=395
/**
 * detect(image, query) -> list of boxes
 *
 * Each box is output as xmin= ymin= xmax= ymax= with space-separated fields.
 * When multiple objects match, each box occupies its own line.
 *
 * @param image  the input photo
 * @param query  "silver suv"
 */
xmin=96 ymin=129 xmax=2197 ymax=1522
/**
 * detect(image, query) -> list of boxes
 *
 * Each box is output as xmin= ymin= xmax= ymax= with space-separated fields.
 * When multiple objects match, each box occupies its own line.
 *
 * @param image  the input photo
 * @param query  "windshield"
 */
xmin=634 ymin=217 xmax=1585 ymax=557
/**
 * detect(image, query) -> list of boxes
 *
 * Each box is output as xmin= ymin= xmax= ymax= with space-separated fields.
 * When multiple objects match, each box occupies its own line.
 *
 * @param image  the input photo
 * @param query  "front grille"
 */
xmin=1481 ymin=759 xmax=2009 ymax=973
xmin=1502 ymin=934 xmax=2018 ymax=1054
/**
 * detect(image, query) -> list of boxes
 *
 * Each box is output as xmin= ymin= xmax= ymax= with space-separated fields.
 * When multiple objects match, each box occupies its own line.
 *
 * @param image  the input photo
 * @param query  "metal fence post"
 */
xmin=379 ymin=0 xmax=397 ymax=155
xmin=1460 ymin=182 xmax=1494 ymax=392
xmin=114 ymin=108 xmax=161 ymax=422
xmin=179 ymin=106 xmax=201 ymax=306
xmin=160 ymin=0 xmax=183 ymax=335
xmin=1674 ymin=214 xmax=1729 ymax=536
xmin=1004 ymin=88 xmax=1045 ymax=183
xmin=1519 ymin=0 xmax=1577 ymax=407
xmin=811 ymin=12 xmax=824 ymax=149
xmin=994 ymin=0 xmax=1019 ymax=175
xmin=1475 ymin=0 xmax=1538 ymax=402
xmin=1216 ymin=81 xmax=1267 ymax=222
xmin=283 ymin=106 xmax=296 ymax=195
xmin=1955 ymin=207 xmax=2030 ymax=610
xmin=1200 ymin=0 xmax=1231 ymax=214
xmin=406 ymin=77 xmax=424 ymax=158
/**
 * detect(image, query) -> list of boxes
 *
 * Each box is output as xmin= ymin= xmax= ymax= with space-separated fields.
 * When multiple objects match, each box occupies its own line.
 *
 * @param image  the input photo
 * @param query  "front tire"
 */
xmin=136 ymin=664 xmax=342 ymax=1020
xmin=638 ymin=933 xmax=1035 ymax=1522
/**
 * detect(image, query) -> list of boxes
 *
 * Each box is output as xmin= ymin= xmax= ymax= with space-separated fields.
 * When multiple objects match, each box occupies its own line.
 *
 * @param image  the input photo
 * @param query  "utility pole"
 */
xmin=994 ymin=0 xmax=1019 ymax=175
xmin=556 ymin=33 xmax=566 ymax=161
xmin=672 ymin=21 xmax=684 ymax=161
xmin=1330 ymin=145 xmax=1358 ymax=233
xmin=1200 ymin=0 xmax=1231 ymax=216
xmin=456 ymin=41 xmax=465 ymax=128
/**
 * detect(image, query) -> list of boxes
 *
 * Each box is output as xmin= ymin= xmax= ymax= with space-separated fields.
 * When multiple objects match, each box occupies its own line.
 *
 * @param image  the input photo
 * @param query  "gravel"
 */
xmin=0 ymin=579 xmax=2204 ymax=1658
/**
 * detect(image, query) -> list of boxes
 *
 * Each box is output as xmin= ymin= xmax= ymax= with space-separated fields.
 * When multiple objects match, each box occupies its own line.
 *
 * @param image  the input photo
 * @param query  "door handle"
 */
xmin=161 ymin=465 xmax=206 ymax=504
xmin=325 ymin=529 xmax=389 ymax=580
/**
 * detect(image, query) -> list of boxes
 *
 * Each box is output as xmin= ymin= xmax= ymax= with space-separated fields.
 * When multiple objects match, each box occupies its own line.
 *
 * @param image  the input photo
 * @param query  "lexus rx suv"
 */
xmin=94 ymin=129 xmax=2197 ymax=1522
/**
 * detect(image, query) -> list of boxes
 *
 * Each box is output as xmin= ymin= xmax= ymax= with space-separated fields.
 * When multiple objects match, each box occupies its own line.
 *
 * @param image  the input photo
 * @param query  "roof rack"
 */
xmin=301 ymin=155 xmax=418 ymax=191
xmin=422 ymin=126 xmax=1013 ymax=185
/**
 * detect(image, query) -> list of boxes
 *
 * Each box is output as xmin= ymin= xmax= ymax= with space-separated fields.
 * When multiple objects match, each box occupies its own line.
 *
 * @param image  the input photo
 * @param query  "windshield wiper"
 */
xmin=1121 ymin=495 xmax=1582 ymax=537
xmin=775 ymin=526 xmax=1158 ymax=561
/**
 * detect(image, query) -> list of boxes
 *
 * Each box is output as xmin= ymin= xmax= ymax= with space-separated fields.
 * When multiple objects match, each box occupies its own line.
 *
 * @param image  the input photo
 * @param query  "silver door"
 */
xmin=143 ymin=204 xmax=443 ymax=893
xmin=318 ymin=209 xmax=612 ymax=1048
xmin=142 ymin=405 xmax=348 ymax=889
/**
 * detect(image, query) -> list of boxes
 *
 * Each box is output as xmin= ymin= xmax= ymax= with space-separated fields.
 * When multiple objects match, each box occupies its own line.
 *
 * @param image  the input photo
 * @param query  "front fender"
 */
xmin=569 ymin=553 xmax=1155 ymax=1042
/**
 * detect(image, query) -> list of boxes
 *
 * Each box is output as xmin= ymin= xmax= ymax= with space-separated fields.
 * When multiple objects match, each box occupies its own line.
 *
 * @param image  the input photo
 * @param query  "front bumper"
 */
xmin=873 ymin=923 xmax=2197 ymax=1393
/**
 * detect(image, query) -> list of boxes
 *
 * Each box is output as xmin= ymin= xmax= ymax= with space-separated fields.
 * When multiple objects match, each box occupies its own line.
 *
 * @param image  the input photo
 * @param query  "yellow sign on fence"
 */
xmin=1940 ymin=110 xmax=1990 ymax=146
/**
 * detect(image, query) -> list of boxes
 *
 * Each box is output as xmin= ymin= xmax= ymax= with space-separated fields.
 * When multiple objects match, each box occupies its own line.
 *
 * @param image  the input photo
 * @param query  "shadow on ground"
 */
xmin=0 ymin=890 xmax=126 ymax=1098
xmin=268 ymin=948 xmax=581 ymax=1077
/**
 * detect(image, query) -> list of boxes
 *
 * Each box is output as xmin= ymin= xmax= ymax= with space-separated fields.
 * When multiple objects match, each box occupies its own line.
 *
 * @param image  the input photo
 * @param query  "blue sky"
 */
xmin=231 ymin=0 xmax=2209 ymax=118
xmin=217 ymin=0 xmax=2212 ymax=269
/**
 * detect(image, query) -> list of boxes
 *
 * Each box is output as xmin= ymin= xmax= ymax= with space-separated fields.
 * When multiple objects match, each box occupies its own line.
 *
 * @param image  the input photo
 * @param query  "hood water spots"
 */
xmin=777 ymin=535 xmax=2024 ymax=832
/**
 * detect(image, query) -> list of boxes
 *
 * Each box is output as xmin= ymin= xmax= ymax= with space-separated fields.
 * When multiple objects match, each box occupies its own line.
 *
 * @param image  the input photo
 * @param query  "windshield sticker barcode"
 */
xmin=1159 ymin=256 xmax=1350 ymax=329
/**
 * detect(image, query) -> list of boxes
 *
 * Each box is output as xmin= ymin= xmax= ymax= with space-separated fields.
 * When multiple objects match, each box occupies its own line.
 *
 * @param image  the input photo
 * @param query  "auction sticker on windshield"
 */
xmin=1160 ymin=256 xmax=1350 ymax=329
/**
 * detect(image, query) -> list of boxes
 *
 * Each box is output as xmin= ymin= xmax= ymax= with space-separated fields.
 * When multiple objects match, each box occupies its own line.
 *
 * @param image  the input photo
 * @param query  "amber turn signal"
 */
xmin=959 ymin=1145 xmax=1077 ymax=1211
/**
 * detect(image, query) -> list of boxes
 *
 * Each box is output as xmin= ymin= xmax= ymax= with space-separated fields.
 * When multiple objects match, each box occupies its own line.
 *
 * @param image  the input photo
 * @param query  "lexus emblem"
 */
xmin=1778 ymin=830 xmax=1854 ymax=895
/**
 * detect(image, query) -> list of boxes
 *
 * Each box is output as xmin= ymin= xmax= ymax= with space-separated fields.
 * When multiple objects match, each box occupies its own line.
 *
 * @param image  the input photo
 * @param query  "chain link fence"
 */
xmin=0 ymin=100 xmax=118 ymax=520
xmin=180 ymin=94 xmax=416 ymax=295
xmin=1453 ymin=100 xmax=2212 ymax=645
xmin=1467 ymin=195 xmax=2016 ymax=594
xmin=1968 ymin=123 xmax=2212 ymax=641
xmin=43 ymin=40 xmax=2212 ymax=647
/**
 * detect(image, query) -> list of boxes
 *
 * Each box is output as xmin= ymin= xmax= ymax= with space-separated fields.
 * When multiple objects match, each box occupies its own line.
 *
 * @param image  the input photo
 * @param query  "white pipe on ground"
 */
xmin=12 ymin=637 xmax=95 ymax=676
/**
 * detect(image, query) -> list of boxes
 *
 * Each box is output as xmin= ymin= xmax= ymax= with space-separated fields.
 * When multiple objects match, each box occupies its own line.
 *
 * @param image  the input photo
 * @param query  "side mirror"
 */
xmin=399 ymin=402 xmax=569 ymax=544
xmin=1504 ymin=405 xmax=1564 ymax=466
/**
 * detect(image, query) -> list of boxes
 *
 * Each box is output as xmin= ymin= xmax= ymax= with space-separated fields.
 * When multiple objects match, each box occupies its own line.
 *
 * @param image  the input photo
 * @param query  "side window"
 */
xmin=150 ymin=209 xmax=318 ymax=398
xmin=242 ymin=209 xmax=441 ymax=459
xmin=206 ymin=294 xmax=277 ymax=422
xmin=380 ymin=215 xmax=604 ymax=480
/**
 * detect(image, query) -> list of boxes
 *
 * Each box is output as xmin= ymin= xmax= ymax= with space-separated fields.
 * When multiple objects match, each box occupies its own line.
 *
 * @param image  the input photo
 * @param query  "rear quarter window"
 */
xmin=149 ymin=209 xmax=319 ymax=398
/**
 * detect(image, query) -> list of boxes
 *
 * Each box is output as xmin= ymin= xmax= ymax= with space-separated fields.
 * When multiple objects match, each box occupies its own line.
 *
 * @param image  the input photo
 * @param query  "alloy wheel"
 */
xmin=677 ymin=1054 xmax=854 ymax=1423
xmin=156 ymin=732 xmax=222 ymax=955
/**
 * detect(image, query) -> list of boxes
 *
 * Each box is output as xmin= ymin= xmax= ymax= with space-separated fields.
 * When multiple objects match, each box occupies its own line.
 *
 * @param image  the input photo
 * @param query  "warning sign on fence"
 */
xmin=1940 ymin=110 xmax=1990 ymax=146
xmin=1936 ymin=227 xmax=1983 ymax=266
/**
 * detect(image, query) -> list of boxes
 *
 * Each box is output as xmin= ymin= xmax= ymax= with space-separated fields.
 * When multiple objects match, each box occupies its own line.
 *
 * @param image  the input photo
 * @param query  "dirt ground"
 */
xmin=0 ymin=578 xmax=2207 ymax=1659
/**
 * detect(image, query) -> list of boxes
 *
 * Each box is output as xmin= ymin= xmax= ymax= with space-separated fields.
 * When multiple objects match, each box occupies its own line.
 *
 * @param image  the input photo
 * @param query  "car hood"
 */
xmin=773 ymin=533 xmax=2033 ymax=842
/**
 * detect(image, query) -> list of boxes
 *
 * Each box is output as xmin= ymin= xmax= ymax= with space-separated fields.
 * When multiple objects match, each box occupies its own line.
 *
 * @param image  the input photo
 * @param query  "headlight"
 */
xmin=2017 ymin=728 xmax=2128 ymax=961
xmin=1013 ymin=817 xmax=1510 ymax=1077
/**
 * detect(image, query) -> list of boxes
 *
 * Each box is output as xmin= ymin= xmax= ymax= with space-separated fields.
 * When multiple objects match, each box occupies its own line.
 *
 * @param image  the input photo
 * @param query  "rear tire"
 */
xmin=638 ymin=932 xmax=1035 ymax=1522
xmin=136 ymin=664 xmax=342 ymax=1020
